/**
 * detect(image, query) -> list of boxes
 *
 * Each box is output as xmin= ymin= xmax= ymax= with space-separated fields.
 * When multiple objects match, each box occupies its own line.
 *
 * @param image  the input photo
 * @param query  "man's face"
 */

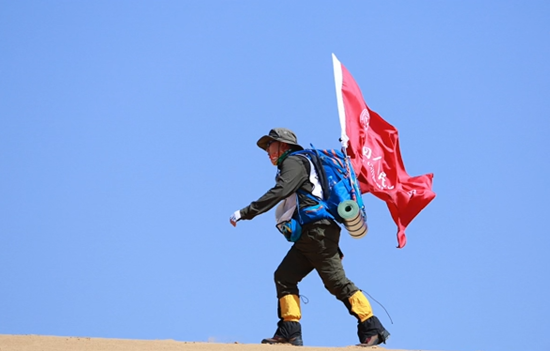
xmin=266 ymin=140 xmax=290 ymax=165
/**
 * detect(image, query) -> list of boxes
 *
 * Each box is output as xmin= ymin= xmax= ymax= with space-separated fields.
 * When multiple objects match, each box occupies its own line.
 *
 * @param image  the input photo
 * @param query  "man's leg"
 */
xmin=261 ymin=245 xmax=313 ymax=346
xmin=298 ymin=221 xmax=390 ymax=346
xmin=296 ymin=221 xmax=358 ymax=300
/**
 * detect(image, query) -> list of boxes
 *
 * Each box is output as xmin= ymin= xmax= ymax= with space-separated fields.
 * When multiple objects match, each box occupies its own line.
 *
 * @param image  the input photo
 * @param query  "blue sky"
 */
xmin=1 ymin=1 xmax=549 ymax=351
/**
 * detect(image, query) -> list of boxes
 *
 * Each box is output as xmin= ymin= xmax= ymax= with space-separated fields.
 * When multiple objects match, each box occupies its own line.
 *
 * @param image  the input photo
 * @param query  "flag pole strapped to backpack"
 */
xmin=332 ymin=53 xmax=368 ymax=239
xmin=339 ymin=152 xmax=369 ymax=239
xmin=274 ymin=54 xmax=370 ymax=241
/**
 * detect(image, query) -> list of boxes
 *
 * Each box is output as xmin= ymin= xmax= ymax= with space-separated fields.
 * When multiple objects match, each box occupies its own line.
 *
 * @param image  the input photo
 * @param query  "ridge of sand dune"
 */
xmin=0 ymin=335 xmax=434 ymax=351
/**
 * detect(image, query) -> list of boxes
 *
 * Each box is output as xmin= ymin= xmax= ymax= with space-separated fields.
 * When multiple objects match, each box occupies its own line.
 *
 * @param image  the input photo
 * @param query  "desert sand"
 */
xmin=0 ymin=335 xmax=428 ymax=351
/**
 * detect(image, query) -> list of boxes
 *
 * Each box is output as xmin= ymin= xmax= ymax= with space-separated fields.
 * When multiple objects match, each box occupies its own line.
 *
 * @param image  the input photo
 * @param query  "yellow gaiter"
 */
xmin=348 ymin=291 xmax=373 ymax=322
xmin=279 ymin=294 xmax=301 ymax=322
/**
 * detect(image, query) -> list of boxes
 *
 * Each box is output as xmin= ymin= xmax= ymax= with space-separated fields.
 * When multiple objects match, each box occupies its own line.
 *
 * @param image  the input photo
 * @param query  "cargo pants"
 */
xmin=271 ymin=220 xmax=387 ymax=344
xmin=274 ymin=220 xmax=359 ymax=311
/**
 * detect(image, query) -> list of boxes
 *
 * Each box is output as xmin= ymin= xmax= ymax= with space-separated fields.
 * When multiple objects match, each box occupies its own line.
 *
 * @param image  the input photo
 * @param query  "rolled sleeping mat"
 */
xmin=337 ymin=200 xmax=368 ymax=239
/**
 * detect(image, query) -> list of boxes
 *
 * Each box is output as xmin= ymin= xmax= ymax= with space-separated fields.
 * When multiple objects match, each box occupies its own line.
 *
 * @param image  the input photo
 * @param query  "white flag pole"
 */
xmin=332 ymin=53 xmax=349 ymax=150
xmin=332 ymin=54 xmax=366 ymax=232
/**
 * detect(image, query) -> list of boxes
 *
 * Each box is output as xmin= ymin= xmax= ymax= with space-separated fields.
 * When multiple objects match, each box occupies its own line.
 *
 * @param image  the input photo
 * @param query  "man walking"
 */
xmin=229 ymin=128 xmax=390 ymax=347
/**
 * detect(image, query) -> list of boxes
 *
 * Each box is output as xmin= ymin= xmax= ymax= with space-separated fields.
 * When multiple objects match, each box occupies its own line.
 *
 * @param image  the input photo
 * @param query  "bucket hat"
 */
xmin=257 ymin=128 xmax=304 ymax=151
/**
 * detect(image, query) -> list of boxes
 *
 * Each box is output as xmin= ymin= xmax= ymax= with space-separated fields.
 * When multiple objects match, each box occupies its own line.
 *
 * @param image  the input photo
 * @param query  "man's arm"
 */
xmin=240 ymin=156 xmax=308 ymax=220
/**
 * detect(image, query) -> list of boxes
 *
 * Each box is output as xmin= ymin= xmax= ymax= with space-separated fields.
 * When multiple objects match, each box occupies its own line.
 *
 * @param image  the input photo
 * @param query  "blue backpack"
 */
xmin=276 ymin=146 xmax=366 ymax=242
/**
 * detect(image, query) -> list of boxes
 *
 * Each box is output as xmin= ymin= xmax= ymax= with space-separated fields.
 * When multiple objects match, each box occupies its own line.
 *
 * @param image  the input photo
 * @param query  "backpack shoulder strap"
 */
xmin=289 ymin=152 xmax=311 ymax=174
xmin=303 ymin=149 xmax=330 ymax=201
xmin=291 ymin=150 xmax=326 ymax=200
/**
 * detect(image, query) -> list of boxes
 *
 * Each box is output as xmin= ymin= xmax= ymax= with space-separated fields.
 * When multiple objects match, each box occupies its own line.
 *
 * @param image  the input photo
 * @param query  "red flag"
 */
xmin=332 ymin=54 xmax=435 ymax=248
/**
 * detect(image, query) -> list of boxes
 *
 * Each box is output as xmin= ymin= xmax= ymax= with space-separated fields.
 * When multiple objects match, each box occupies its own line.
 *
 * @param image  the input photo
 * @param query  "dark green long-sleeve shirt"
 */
xmin=240 ymin=154 xmax=319 ymax=221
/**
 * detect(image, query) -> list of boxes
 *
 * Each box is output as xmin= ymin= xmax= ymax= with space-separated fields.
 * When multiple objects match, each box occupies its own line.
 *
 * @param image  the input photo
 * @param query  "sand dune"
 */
xmin=0 ymin=335 xmax=428 ymax=351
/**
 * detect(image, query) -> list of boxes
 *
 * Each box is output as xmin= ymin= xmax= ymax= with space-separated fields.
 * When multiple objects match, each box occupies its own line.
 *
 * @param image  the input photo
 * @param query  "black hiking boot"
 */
xmin=356 ymin=316 xmax=390 ymax=347
xmin=357 ymin=329 xmax=390 ymax=347
xmin=261 ymin=335 xmax=303 ymax=346
xmin=261 ymin=320 xmax=303 ymax=346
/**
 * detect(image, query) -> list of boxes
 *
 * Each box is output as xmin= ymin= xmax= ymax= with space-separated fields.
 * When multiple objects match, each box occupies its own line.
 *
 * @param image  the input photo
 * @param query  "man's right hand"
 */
xmin=229 ymin=210 xmax=241 ymax=227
